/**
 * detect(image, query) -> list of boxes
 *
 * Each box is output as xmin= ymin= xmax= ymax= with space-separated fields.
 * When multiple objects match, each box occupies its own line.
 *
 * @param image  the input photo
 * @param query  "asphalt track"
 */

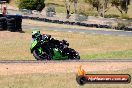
xmin=23 ymin=25 xmax=132 ymax=36
xmin=0 ymin=59 xmax=132 ymax=64
xmin=7 ymin=8 xmax=132 ymax=36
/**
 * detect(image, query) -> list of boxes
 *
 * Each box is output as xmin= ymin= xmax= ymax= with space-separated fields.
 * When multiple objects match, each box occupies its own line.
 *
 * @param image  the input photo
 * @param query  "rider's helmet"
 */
xmin=62 ymin=40 xmax=69 ymax=46
xmin=42 ymin=34 xmax=51 ymax=41
xmin=32 ymin=30 xmax=41 ymax=39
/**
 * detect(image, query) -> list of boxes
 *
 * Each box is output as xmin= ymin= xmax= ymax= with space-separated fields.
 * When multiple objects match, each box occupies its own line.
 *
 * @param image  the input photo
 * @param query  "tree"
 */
xmin=19 ymin=0 xmax=45 ymax=11
xmin=36 ymin=0 xmax=45 ymax=11
xmin=110 ymin=0 xmax=130 ymax=14
xmin=84 ymin=0 xmax=110 ymax=17
xmin=73 ymin=0 xmax=78 ymax=13
xmin=64 ymin=0 xmax=78 ymax=19
xmin=6 ymin=0 xmax=10 ymax=3
xmin=84 ymin=0 xmax=131 ymax=16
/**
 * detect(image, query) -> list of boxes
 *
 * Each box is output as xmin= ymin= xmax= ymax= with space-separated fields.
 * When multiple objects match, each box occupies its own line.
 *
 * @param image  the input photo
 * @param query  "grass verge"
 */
xmin=82 ymin=49 xmax=132 ymax=59
xmin=0 ymin=68 xmax=131 ymax=88
xmin=0 ymin=29 xmax=132 ymax=60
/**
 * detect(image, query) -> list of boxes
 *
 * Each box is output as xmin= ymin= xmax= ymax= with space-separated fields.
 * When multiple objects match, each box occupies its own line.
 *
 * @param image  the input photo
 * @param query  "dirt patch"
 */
xmin=0 ymin=62 xmax=132 ymax=75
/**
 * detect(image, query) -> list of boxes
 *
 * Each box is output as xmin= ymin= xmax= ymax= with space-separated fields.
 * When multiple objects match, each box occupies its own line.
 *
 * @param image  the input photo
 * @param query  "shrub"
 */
xmin=120 ymin=14 xmax=129 ymax=19
xmin=19 ymin=0 xmax=45 ymax=11
xmin=118 ymin=22 xmax=126 ymax=28
xmin=115 ymin=21 xmax=130 ymax=30
xmin=118 ymin=21 xmax=129 ymax=27
xmin=46 ymin=5 xmax=56 ymax=13
xmin=46 ymin=5 xmax=56 ymax=17
xmin=75 ymin=14 xmax=88 ymax=22
xmin=85 ymin=12 xmax=98 ymax=17
xmin=104 ymin=14 xmax=119 ymax=18
xmin=75 ymin=8 xmax=88 ymax=22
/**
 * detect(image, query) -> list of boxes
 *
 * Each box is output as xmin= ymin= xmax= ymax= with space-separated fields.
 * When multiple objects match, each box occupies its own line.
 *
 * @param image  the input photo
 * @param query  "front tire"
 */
xmin=68 ymin=48 xmax=80 ymax=60
xmin=70 ymin=52 xmax=80 ymax=60
xmin=33 ymin=50 xmax=50 ymax=60
xmin=33 ymin=50 xmax=42 ymax=60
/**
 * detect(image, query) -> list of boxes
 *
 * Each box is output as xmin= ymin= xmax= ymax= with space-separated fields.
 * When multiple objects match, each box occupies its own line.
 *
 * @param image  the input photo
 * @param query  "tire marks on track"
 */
xmin=0 ymin=59 xmax=132 ymax=64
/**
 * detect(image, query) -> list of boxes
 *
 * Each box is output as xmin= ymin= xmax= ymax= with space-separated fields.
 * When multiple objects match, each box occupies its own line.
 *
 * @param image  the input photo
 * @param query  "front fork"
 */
xmin=37 ymin=47 xmax=43 ymax=55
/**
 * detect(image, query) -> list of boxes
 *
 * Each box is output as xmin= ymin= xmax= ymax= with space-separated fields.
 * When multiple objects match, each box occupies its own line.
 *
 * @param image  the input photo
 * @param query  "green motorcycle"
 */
xmin=30 ymin=31 xmax=80 ymax=60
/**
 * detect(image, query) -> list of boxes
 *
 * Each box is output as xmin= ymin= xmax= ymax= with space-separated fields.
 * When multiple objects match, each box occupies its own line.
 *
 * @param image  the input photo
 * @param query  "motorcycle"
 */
xmin=30 ymin=31 xmax=80 ymax=60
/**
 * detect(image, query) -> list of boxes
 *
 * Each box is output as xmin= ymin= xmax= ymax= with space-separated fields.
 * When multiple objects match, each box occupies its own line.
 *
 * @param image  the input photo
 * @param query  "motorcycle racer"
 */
xmin=30 ymin=31 xmax=80 ymax=60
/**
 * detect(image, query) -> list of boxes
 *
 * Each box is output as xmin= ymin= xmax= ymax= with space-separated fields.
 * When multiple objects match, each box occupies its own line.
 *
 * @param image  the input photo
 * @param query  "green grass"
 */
xmin=82 ymin=49 xmax=132 ymax=59
xmin=0 ymin=68 xmax=132 ymax=88
xmin=0 ymin=29 xmax=132 ymax=60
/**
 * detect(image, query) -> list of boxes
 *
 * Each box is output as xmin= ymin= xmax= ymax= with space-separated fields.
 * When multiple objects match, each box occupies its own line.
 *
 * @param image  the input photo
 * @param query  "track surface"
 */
xmin=0 ymin=60 xmax=132 ymax=75
xmin=23 ymin=25 xmax=132 ymax=36
xmin=0 ymin=59 xmax=132 ymax=64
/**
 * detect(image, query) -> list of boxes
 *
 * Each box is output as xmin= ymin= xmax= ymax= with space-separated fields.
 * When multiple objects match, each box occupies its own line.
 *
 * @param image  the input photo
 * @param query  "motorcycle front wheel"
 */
xmin=33 ymin=50 xmax=50 ymax=60
xmin=68 ymin=48 xmax=80 ymax=60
